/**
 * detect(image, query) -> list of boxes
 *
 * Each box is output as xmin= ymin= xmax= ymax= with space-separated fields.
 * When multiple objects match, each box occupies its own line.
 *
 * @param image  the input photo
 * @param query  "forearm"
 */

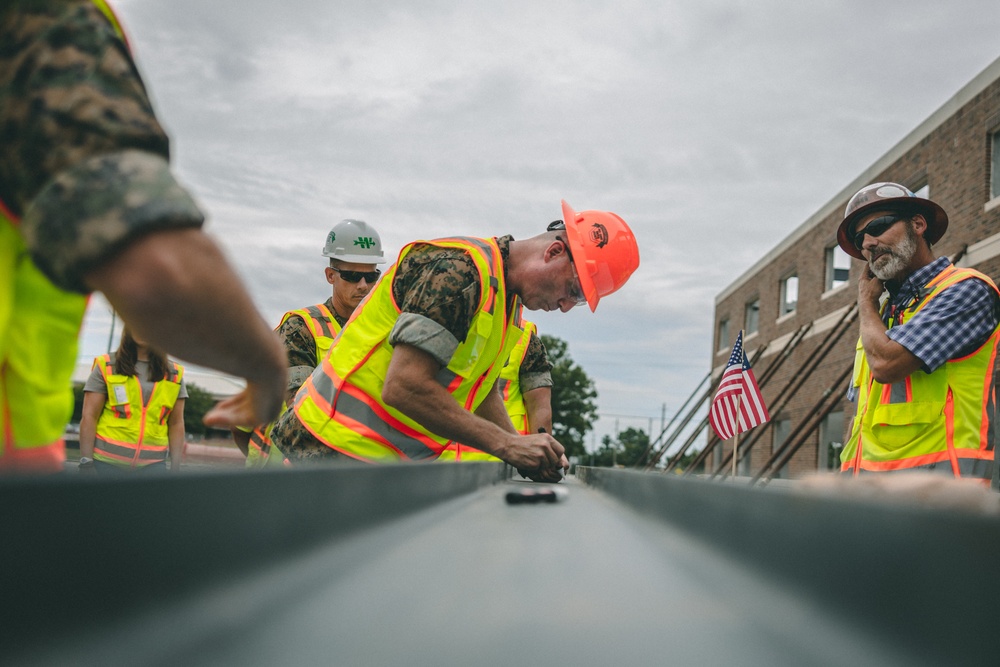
xmin=386 ymin=372 xmax=511 ymax=456
xmin=85 ymin=229 xmax=284 ymax=383
xmin=78 ymin=393 xmax=104 ymax=459
xmin=383 ymin=345 xmax=515 ymax=457
xmin=523 ymin=387 xmax=553 ymax=434
xmin=78 ymin=417 xmax=97 ymax=459
xmin=859 ymin=298 xmax=922 ymax=384
xmin=474 ymin=383 xmax=519 ymax=435
xmin=167 ymin=425 xmax=185 ymax=471
xmin=85 ymin=228 xmax=287 ymax=423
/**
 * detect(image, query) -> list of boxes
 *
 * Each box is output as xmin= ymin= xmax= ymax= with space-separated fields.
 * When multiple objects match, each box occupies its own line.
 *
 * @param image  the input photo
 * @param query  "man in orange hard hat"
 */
xmin=269 ymin=201 xmax=639 ymax=481
xmin=836 ymin=182 xmax=1000 ymax=482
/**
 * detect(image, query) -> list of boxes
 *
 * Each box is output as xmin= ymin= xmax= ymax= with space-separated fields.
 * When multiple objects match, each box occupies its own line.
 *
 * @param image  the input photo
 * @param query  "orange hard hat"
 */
xmin=560 ymin=200 xmax=639 ymax=312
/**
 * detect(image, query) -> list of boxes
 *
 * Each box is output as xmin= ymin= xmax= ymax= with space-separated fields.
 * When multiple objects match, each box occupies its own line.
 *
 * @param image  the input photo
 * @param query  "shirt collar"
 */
xmin=888 ymin=256 xmax=950 ymax=304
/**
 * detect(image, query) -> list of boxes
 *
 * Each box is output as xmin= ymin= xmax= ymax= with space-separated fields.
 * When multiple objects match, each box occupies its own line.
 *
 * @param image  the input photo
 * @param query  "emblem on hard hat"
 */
xmin=589 ymin=223 xmax=609 ymax=249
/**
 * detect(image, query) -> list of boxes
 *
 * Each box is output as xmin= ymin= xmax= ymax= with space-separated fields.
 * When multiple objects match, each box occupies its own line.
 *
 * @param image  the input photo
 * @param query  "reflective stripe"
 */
xmin=307 ymin=364 xmax=439 ymax=460
xmin=95 ymin=436 xmax=167 ymax=463
xmin=850 ymin=456 xmax=993 ymax=479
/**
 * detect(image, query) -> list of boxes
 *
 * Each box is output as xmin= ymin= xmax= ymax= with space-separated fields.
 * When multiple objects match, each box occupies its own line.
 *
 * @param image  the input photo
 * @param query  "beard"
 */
xmin=868 ymin=223 xmax=918 ymax=281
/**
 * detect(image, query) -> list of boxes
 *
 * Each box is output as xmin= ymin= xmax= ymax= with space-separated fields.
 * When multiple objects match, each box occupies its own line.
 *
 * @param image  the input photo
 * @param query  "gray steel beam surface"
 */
xmin=578 ymin=467 xmax=1000 ymax=667
xmin=0 ymin=461 xmax=506 ymax=663
xmin=3 ymin=463 xmax=996 ymax=666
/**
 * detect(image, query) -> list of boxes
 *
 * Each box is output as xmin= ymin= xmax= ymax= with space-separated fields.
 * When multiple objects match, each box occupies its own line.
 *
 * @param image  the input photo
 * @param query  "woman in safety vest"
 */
xmin=78 ymin=327 xmax=188 ymax=473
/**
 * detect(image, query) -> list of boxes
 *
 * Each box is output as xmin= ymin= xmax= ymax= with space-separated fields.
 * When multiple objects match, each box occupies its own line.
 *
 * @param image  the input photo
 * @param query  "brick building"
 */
xmin=710 ymin=55 xmax=1000 ymax=480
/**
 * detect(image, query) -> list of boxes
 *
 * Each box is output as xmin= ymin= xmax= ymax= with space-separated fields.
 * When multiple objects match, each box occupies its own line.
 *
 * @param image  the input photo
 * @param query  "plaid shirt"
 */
xmin=886 ymin=257 xmax=1000 ymax=373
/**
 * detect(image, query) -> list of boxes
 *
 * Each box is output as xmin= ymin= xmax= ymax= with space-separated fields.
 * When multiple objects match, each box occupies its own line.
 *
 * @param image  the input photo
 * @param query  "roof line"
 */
xmin=716 ymin=54 xmax=1000 ymax=306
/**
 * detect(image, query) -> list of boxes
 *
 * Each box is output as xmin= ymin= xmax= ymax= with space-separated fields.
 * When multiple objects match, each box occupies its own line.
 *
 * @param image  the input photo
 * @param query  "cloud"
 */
xmin=90 ymin=0 xmax=1000 ymax=451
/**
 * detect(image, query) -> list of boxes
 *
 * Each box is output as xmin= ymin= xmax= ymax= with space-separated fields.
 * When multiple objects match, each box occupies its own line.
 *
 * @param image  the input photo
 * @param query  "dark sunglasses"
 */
xmin=853 ymin=214 xmax=906 ymax=250
xmin=330 ymin=267 xmax=381 ymax=283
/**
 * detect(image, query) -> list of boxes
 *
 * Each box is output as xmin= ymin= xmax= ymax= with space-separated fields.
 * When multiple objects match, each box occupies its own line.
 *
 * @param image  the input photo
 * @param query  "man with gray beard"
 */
xmin=835 ymin=182 xmax=1000 ymax=482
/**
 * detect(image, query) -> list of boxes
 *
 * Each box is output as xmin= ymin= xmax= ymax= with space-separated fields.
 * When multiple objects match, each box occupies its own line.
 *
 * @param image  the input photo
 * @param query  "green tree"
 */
xmin=541 ymin=334 xmax=597 ymax=458
xmin=183 ymin=383 xmax=218 ymax=437
xmin=590 ymin=427 xmax=650 ymax=467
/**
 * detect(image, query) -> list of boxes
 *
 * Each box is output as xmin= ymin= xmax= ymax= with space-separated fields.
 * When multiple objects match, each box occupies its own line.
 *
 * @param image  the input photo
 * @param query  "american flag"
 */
xmin=709 ymin=332 xmax=770 ymax=440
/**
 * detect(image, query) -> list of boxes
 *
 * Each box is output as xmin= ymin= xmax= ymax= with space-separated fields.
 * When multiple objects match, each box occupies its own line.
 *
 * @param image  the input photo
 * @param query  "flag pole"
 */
xmin=732 ymin=388 xmax=743 ymax=479
xmin=731 ymin=329 xmax=745 ymax=480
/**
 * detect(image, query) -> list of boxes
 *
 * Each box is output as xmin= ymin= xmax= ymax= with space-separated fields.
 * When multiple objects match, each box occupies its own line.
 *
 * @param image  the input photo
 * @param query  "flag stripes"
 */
xmin=709 ymin=331 xmax=770 ymax=441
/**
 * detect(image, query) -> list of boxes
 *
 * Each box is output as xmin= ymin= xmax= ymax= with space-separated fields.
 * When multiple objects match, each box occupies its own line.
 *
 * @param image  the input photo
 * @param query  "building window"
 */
xmin=992 ymin=131 xmax=1000 ymax=200
xmin=779 ymin=274 xmax=798 ymax=316
xmin=818 ymin=411 xmax=844 ymax=471
xmin=744 ymin=298 xmax=759 ymax=335
xmin=717 ymin=318 xmax=730 ymax=352
xmin=771 ymin=418 xmax=791 ymax=479
xmin=825 ymin=246 xmax=850 ymax=292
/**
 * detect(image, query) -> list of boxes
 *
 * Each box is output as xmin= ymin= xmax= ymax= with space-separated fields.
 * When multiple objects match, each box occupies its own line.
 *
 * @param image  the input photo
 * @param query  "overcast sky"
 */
xmin=78 ymin=0 xmax=1000 ymax=451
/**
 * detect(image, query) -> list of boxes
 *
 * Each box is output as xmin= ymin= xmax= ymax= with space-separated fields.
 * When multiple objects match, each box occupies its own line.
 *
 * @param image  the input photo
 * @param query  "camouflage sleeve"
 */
xmin=520 ymin=331 xmax=553 ymax=392
xmin=276 ymin=315 xmax=318 ymax=396
xmin=390 ymin=243 xmax=481 ymax=344
xmin=1 ymin=1 xmax=204 ymax=293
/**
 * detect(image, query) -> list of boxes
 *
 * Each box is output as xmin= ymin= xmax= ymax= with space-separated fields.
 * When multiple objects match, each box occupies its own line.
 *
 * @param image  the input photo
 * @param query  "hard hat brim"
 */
xmin=323 ymin=252 xmax=388 ymax=264
xmin=561 ymin=200 xmax=599 ymax=312
xmin=836 ymin=196 xmax=949 ymax=260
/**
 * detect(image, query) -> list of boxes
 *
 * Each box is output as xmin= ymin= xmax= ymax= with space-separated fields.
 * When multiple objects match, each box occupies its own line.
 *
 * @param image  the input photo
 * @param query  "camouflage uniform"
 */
xmin=273 ymin=236 xmax=516 ymax=461
xmin=520 ymin=330 xmax=553 ymax=392
xmin=277 ymin=296 xmax=348 ymax=398
xmin=1 ymin=0 xmax=204 ymax=292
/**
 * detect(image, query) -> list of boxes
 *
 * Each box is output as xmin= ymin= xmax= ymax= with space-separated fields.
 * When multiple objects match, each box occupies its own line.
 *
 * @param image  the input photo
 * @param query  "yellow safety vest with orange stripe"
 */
xmin=245 ymin=303 xmax=341 ymax=467
xmin=440 ymin=317 xmax=534 ymax=463
xmin=0 ymin=0 xmax=130 ymax=473
xmin=500 ymin=319 xmax=536 ymax=436
xmin=293 ymin=237 xmax=522 ymax=463
xmin=92 ymin=354 xmax=184 ymax=467
xmin=842 ymin=265 xmax=1000 ymax=479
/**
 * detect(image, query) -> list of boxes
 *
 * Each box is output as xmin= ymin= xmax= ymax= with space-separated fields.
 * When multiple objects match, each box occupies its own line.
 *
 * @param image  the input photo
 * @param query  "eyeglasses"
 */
xmin=853 ymin=214 xmax=906 ymax=250
xmin=555 ymin=235 xmax=587 ymax=307
xmin=329 ymin=267 xmax=381 ymax=283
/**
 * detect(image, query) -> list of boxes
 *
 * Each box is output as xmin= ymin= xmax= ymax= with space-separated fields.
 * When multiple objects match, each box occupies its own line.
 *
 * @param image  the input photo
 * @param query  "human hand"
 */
xmin=203 ymin=379 xmax=285 ymax=430
xmin=500 ymin=433 xmax=565 ymax=476
xmin=858 ymin=265 xmax=885 ymax=305
xmin=519 ymin=454 xmax=569 ymax=483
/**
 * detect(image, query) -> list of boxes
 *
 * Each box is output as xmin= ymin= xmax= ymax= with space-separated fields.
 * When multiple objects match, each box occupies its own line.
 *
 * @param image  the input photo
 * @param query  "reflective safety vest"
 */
xmin=245 ymin=303 xmax=341 ymax=468
xmin=842 ymin=264 xmax=1000 ymax=479
xmin=440 ymin=318 xmax=535 ymax=463
xmin=499 ymin=319 xmax=536 ymax=436
xmin=293 ymin=237 xmax=522 ymax=463
xmin=0 ymin=0 xmax=130 ymax=473
xmin=92 ymin=354 xmax=184 ymax=467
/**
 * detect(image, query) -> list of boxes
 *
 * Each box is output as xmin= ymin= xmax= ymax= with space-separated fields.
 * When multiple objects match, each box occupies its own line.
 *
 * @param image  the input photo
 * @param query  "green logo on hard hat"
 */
xmin=355 ymin=237 xmax=376 ymax=249
xmin=327 ymin=232 xmax=336 ymax=243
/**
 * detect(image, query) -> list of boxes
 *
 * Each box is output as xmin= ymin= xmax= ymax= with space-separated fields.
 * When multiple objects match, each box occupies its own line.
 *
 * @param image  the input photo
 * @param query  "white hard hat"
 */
xmin=322 ymin=219 xmax=386 ymax=264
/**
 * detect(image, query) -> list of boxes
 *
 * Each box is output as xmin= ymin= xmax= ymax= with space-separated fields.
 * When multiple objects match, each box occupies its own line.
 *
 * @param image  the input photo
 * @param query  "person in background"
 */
xmin=235 ymin=219 xmax=387 ymax=467
xmin=78 ymin=328 xmax=187 ymax=473
xmin=0 ymin=0 xmax=287 ymax=473
xmin=501 ymin=321 xmax=553 ymax=437
xmin=836 ymin=182 xmax=1000 ymax=481
xmin=270 ymin=201 xmax=639 ymax=482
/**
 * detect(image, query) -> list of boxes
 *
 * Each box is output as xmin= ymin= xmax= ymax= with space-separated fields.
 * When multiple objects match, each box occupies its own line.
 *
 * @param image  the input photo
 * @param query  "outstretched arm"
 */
xmin=382 ymin=343 xmax=565 ymax=473
xmin=85 ymin=228 xmax=287 ymax=428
